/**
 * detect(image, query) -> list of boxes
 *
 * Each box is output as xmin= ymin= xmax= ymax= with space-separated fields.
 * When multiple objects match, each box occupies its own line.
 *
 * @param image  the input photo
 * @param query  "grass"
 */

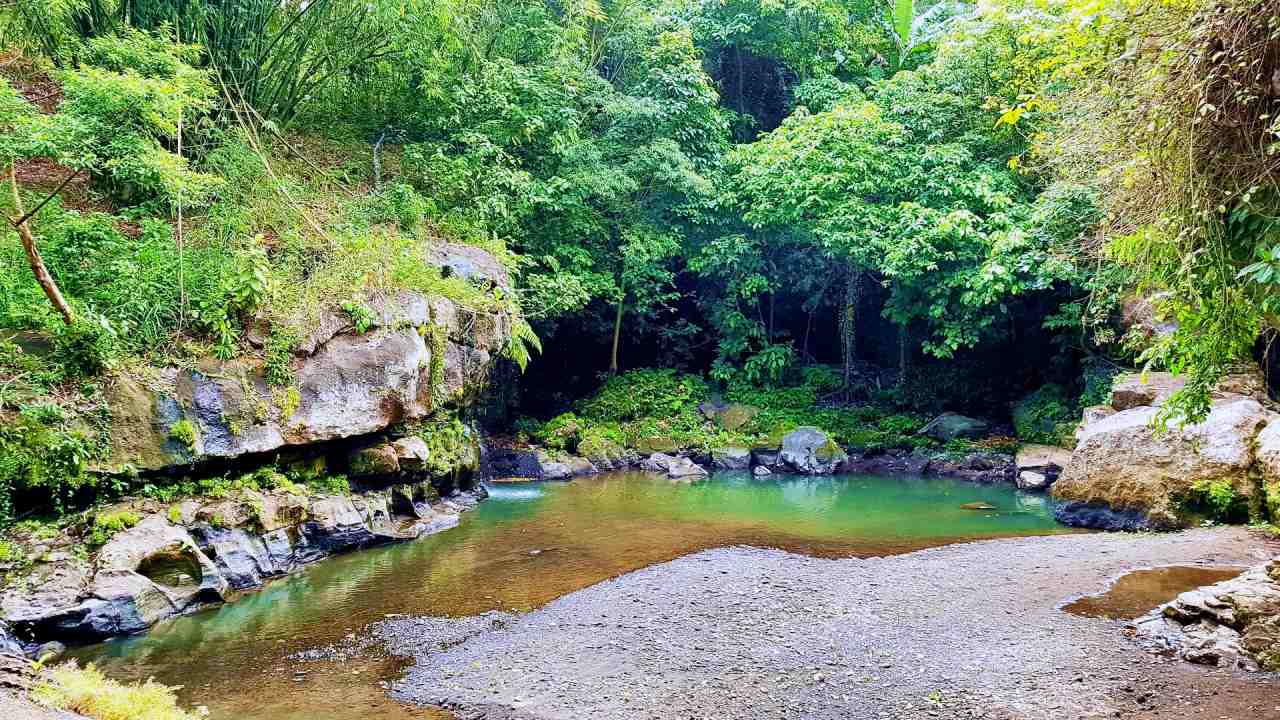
xmin=32 ymin=660 xmax=204 ymax=720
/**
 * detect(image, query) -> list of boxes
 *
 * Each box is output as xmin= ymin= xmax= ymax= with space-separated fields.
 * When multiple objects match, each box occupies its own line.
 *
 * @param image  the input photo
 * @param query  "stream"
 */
xmin=71 ymin=470 xmax=1079 ymax=720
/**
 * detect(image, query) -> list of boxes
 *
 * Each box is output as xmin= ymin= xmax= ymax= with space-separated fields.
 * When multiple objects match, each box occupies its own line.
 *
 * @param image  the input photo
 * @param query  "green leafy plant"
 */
xmin=87 ymin=509 xmax=141 ymax=546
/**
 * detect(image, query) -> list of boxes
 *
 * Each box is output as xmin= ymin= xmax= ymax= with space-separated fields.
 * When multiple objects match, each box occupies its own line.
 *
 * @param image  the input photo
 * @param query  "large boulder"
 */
xmin=1052 ymin=398 xmax=1271 ymax=529
xmin=779 ymin=427 xmax=847 ymax=475
xmin=536 ymin=452 xmax=597 ymax=480
xmin=1253 ymin=418 xmax=1280 ymax=522
xmin=918 ymin=413 xmax=989 ymax=442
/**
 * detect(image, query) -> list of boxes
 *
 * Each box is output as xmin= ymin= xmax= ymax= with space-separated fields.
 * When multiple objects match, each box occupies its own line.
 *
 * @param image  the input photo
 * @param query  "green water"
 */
xmin=71 ymin=470 xmax=1075 ymax=720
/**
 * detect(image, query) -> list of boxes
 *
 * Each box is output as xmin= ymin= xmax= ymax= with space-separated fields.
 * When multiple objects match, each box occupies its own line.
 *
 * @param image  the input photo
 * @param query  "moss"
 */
xmin=815 ymin=436 xmax=844 ymax=461
xmin=33 ymin=660 xmax=202 ymax=720
xmin=86 ymin=509 xmax=141 ymax=546
xmin=1177 ymin=478 xmax=1250 ymax=524
xmin=1265 ymin=479 xmax=1280 ymax=523
xmin=166 ymin=505 xmax=182 ymax=524
xmin=168 ymin=419 xmax=198 ymax=452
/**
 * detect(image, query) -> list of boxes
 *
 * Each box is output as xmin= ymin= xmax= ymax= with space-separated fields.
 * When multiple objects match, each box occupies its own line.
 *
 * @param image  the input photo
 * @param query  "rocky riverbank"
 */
xmin=380 ymin=527 xmax=1279 ymax=720
xmin=0 ymin=479 xmax=487 ymax=655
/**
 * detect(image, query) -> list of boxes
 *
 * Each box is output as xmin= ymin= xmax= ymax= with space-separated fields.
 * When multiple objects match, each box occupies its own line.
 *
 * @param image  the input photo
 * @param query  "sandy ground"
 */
xmin=380 ymin=527 xmax=1280 ymax=720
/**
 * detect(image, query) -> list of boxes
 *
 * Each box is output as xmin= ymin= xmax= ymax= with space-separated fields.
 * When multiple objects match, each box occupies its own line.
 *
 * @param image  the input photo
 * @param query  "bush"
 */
xmin=53 ymin=314 xmax=119 ymax=377
xmin=536 ymin=412 xmax=583 ymax=452
xmin=1012 ymin=384 xmax=1076 ymax=446
xmin=579 ymin=369 xmax=707 ymax=421
xmin=33 ymin=660 xmax=202 ymax=720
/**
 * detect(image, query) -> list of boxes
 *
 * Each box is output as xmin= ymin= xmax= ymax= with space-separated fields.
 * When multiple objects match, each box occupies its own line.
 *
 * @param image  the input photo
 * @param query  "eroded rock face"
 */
xmin=1132 ymin=559 xmax=1280 ymax=671
xmin=0 ymin=485 xmax=483 ymax=648
xmin=97 ymin=247 xmax=514 ymax=474
xmin=1053 ymin=399 xmax=1270 ymax=529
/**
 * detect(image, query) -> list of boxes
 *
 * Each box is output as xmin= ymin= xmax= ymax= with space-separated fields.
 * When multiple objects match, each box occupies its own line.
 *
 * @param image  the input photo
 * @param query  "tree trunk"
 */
xmin=609 ymin=297 xmax=624 ymax=374
xmin=897 ymin=322 xmax=909 ymax=387
xmin=840 ymin=265 xmax=861 ymax=394
xmin=9 ymin=167 xmax=74 ymax=325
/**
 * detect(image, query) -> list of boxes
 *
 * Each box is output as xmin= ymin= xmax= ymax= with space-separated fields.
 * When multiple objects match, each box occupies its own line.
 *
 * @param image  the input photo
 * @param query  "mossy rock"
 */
xmin=579 ymin=434 xmax=625 ymax=464
xmin=634 ymin=436 xmax=680 ymax=454
xmin=1266 ymin=479 xmax=1280 ymax=524
xmin=717 ymin=403 xmax=760 ymax=432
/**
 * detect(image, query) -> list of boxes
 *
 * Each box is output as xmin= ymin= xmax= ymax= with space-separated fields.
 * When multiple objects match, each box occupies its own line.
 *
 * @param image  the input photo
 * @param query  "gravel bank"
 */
xmin=380 ymin=528 xmax=1279 ymax=720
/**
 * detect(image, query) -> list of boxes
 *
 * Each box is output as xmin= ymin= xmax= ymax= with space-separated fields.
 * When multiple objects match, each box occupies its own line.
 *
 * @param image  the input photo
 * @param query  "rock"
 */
xmin=634 ymin=436 xmax=680 ymax=454
xmin=537 ymin=452 xmax=597 ymax=480
xmin=94 ymin=245 xmax=514 ymax=476
xmin=919 ymin=413 xmax=990 ymax=441
xmin=1109 ymin=370 xmax=1267 ymax=411
xmin=779 ymin=427 xmax=848 ymax=475
xmin=392 ymin=437 xmax=432 ymax=471
xmin=1017 ymin=470 xmax=1049 ymax=491
xmin=960 ymin=502 xmax=996 ymax=511
xmin=350 ymin=443 xmax=402 ymax=477
xmin=1052 ymin=501 xmax=1153 ymax=531
xmin=665 ymin=457 xmax=709 ymax=480
xmin=1253 ymin=417 xmax=1280 ymax=522
xmin=1052 ymin=398 xmax=1270 ymax=529
xmin=1016 ymin=444 xmax=1072 ymax=472
xmin=710 ymin=447 xmax=751 ymax=470
xmin=717 ymin=404 xmax=759 ymax=432
xmin=752 ymin=465 xmax=771 ymax=477
xmin=34 ymin=641 xmax=65 ymax=662
xmin=640 ymin=453 xmax=675 ymax=473
xmin=751 ymin=448 xmax=781 ymax=469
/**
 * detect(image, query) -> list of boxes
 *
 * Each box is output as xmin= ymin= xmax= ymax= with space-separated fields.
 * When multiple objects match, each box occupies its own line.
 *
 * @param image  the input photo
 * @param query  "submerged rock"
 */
xmin=779 ymin=427 xmax=847 ymax=475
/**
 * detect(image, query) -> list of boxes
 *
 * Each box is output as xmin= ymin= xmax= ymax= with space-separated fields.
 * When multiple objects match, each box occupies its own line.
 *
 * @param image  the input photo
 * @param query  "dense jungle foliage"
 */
xmin=0 ymin=0 xmax=1277 ymax=524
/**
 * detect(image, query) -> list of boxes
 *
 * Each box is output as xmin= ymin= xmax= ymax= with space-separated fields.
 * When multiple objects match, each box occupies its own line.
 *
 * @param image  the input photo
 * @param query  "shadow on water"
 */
xmin=70 ymin=470 xmax=1079 ymax=720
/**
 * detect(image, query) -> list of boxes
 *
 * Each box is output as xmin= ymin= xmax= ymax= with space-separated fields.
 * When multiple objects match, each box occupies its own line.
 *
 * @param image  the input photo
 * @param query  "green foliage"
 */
xmin=579 ymin=369 xmax=708 ymax=422
xmin=1181 ymin=479 xmax=1249 ymax=525
xmin=86 ymin=509 xmax=140 ymax=546
xmin=1012 ymin=384 xmax=1076 ymax=446
xmin=33 ymin=659 xmax=201 ymax=720
xmin=167 ymin=419 xmax=197 ymax=452
xmin=53 ymin=313 xmax=119 ymax=377
xmin=341 ymin=301 xmax=376 ymax=335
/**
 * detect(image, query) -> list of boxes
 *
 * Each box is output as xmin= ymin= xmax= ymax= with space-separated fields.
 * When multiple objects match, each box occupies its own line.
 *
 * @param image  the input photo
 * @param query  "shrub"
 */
xmin=53 ymin=314 xmax=119 ymax=377
xmin=1181 ymin=479 xmax=1249 ymax=524
xmin=535 ymin=412 xmax=582 ymax=452
xmin=578 ymin=369 xmax=707 ymax=421
xmin=33 ymin=660 xmax=202 ymax=720
xmin=1012 ymin=384 xmax=1076 ymax=446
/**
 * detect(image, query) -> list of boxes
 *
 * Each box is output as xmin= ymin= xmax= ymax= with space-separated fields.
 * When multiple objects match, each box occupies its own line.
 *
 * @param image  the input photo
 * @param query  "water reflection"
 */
xmin=73 ymin=471 xmax=1077 ymax=720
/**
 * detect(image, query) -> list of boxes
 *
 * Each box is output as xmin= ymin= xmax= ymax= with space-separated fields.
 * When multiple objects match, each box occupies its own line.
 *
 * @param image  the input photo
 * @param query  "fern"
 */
xmin=505 ymin=319 xmax=542 ymax=373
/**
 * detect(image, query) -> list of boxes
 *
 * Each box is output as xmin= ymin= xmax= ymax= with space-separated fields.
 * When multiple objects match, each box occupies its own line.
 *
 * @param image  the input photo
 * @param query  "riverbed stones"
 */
xmin=710 ymin=447 xmax=751 ymax=470
xmin=1133 ymin=559 xmax=1280 ymax=671
xmin=918 ymin=412 xmax=990 ymax=441
xmin=779 ymin=427 xmax=847 ymax=474
xmin=1053 ymin=397 xmax=1271 ymax=529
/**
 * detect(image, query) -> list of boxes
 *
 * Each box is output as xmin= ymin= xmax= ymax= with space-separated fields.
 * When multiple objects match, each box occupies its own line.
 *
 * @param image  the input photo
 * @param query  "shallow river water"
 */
xmin=72 ymin=470 xmax=1078 ymax=719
